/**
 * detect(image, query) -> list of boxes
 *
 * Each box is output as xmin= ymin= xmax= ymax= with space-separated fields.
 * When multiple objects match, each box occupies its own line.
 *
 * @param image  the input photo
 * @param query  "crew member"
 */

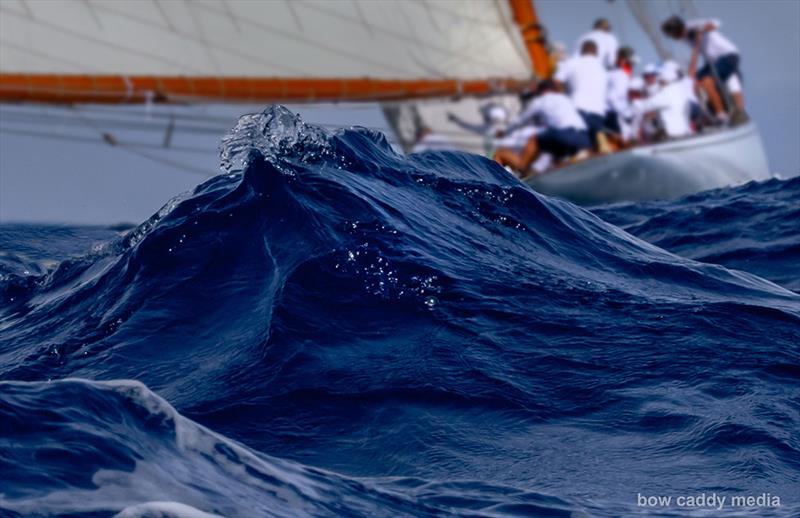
xmin=661 ymin=15 xmax=745 ymax=122
xmin=493 ymin=80 xmax=591 ymax=176
xmin=575 ymin=18 xmax=620 ymax=70
xmin=642 ymin=64 xmax=661 ymax=97
xmin=632 ymin=63 xmax=694 ymax=139
xmin=555 ymin=40 xmax=607 ymax=147
xmin=606 ymin=46 xmax=637 ymax=142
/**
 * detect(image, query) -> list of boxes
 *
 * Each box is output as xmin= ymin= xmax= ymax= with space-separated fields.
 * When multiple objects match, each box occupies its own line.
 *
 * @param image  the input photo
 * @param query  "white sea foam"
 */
xmin=0 ymin=378 xmax=397 ymax=518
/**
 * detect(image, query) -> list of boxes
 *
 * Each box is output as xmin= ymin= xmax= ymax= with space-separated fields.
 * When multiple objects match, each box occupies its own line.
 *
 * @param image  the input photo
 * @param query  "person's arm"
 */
xmin=504 ymin=99 xmax=540 ymax=135
xmin=553 ymin=61 xmax=569 ymax=91
xmin=606 ymin=36 xmax=619 ymax=69
xmin=608 ymin=74 xmax=629 ymax=114
xmin=686 ymin=18 xmax=720 ymax=33
xmin=446 ymin=113 xmax=488 ymax=135
xmin=687 ymin=34 xmax=702 ymax=78
xmin=635 ymin=90 xmax=670 ymax=115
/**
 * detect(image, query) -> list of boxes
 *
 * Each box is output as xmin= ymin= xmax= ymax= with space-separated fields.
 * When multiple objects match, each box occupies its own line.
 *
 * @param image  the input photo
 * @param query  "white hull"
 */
xmin=401 ymin=100 xmax=771 ymax=205
xmin=525 ymin=121 xmax=772 ymax=204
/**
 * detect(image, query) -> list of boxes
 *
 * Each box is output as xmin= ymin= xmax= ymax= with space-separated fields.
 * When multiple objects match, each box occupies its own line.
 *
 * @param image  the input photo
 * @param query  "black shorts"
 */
xmin=579 ymin=111 xmax=605 ymax=134
xmin=579 ymin=110 xmax=605 ymax=146
xmin=537 ymin=128 xmax=591 ymax=159
xmin=604 ymin=111 xmax=621 ymax=134
xmin=697 ymin=53 xmax=740 ymax=83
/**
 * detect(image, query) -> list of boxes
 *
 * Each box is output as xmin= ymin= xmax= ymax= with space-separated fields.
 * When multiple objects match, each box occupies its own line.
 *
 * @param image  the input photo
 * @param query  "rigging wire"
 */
xmin=609 ymin=0 xmax=628 ymax=47
xmin=113 ymin=144 xmax=213 ymax=176
xmin=0 ymin=127 xmax=212 ymax=157
xmin=0 ymin=104 xmax=397 ymax=135
xmin=0 ymin=103 xmax=485 ymax=143
xmin=679 ymin=0 xmax=699 ymax=17
xmin=626 ymin=0 xmax=672 ymax=61
xmin=39 ymin=106 xmax=215 ymax=176
xmin=0 ymin=126 xmax=213 ymax=177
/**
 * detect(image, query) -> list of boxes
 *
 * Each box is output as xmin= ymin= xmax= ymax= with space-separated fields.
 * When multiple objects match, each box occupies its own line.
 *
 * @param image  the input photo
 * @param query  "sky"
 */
xmin=1 ymin=0 xmax=798 ymax=225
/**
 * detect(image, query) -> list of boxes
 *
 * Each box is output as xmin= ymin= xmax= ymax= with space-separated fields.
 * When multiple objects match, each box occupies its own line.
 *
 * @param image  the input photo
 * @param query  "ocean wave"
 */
xmin=0 ymin=378 xmax=586 ymax=517
xmin=594 ymin=176 xmax=800 ymax=292
xmin=1 ymin=106 xmax=798 ymax=516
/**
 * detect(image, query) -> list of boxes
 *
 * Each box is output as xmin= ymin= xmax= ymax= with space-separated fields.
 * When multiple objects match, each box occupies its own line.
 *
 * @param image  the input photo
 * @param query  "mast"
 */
xmin=507 ymin=0 xmax=553 ymax=78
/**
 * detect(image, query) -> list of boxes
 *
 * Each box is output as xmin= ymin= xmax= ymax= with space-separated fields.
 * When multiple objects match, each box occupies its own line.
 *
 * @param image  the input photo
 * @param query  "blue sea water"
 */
xmin=1 ymin=106 xmax=798 ymax=517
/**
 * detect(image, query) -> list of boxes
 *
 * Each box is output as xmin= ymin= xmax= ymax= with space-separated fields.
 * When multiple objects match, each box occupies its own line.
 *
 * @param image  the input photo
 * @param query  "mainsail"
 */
xmin=0 ymin=0 xmax=546 ymax=104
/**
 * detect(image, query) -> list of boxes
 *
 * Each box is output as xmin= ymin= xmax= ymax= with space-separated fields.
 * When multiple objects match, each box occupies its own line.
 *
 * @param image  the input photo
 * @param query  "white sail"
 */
xmin=0 ymin=0 xmax=530 ymax=80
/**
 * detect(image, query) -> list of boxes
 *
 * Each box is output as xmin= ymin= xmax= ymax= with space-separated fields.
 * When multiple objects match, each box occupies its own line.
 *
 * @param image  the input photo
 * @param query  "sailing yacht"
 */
xmin=0 ymin=0 xmax=771 ymax=207
xmin=397 ymin=3 xmax=772 ymax=204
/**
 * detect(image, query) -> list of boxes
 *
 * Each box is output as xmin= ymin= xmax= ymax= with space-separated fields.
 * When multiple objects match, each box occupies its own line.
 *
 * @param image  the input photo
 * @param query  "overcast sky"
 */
xmin=1 ymin=0 xmax=798 ymax=225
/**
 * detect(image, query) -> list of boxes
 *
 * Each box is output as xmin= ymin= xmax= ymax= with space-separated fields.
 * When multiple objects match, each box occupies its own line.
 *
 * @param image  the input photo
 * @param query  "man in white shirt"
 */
xmin=447 ymin=104 xmax=508 ymax=137
xmin=661 ymin=15 xmax=744 ymax=121
xmin=575 ymin=18 xmax=619 ymax=70
xmin=632 ymin=63 xmax=694 ymax=140
xmin=555 ymin=40 xmax=607 ymax=148
xmin=642 ymin=64 xmax=661 ymax=97
xmin=664 ymin=58 xmax=711 ymax=132
xmin=605 ymin=46 xmax=636 ymax=143
xmin=626 ymin=76 xmax=647 ymax=142
xmin=493 ymin=80 xmax=591 ymax=176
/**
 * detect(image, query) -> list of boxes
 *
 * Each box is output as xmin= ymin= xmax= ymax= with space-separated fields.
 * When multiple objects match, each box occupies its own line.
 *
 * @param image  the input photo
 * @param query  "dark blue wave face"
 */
xmin=593 ymin=177 xmax=800 ymax=293
xmin=1 ymin=106 xmax=799 ymax=517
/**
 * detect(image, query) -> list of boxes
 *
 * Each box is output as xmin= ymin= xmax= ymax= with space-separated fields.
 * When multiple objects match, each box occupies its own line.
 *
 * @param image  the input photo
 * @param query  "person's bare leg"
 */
xmin=516 ymin=137 xmax=542 ymax=178
xmin=606 ymin=132 xmax=623 ymax=151
xmin=699 ymin=76 xmax=725 ymax=115
xmin=493 ymin=148 xmax=525 ymax=171
xmin=493 ymin=137 xmax=539 ymax=174
xmin=731 ymin=92 xmax=745 ymax=112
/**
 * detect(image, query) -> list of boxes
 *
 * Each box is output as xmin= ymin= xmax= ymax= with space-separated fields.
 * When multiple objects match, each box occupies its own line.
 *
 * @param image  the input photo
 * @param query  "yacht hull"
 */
xmin=524 ymin=122 xmax=771 ymax=204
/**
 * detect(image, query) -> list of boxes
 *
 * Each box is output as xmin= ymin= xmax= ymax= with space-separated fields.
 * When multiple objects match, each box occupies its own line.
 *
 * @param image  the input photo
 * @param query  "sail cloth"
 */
xmin=0 ymin=0 xmax=533 ymax=103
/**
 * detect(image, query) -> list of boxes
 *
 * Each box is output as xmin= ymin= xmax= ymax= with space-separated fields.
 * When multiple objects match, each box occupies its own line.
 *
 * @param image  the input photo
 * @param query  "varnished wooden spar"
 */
xmin=0 ymin=74 xmax=527 ymax=105
xmin=508 ymin=0 xmax=554 ymax=79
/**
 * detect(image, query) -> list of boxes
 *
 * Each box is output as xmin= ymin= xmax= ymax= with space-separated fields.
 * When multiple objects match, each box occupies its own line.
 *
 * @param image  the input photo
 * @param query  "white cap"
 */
xmin=487 ymin=105 xmax=508 ymax=123
xmin=643 ymin=63 xmax=658 ymax=75
xmin=659 ymin=60 xmax=681 ymax=83
xmin=629 ymin=76 xmax=645 ymax=91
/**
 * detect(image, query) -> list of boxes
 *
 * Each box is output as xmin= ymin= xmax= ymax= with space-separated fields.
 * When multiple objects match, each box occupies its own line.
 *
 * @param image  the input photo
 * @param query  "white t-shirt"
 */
xmin=645 ymin=81 xmax=661 ymax=98
xmin=679 ymin=76 xmax=699 ymax=104
xmin=555 ymin=55 xmax=608 ymax=115
xmin=411 ymin=133 xmax=453 ymax=153
xmin=606 ymin=69 xmax=630 ymax=114
xmin=686 ymin=18 xmax=738 ymax=61
xmin=495 ymin=125 xmax=541 ymax=151
xmin=506 ymin=92 xmax=587 ymax=134
xmin=575 ymin=30 xmax=619 ymax=69
xmin=634 ymin=81 xmax=693 ymax=138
